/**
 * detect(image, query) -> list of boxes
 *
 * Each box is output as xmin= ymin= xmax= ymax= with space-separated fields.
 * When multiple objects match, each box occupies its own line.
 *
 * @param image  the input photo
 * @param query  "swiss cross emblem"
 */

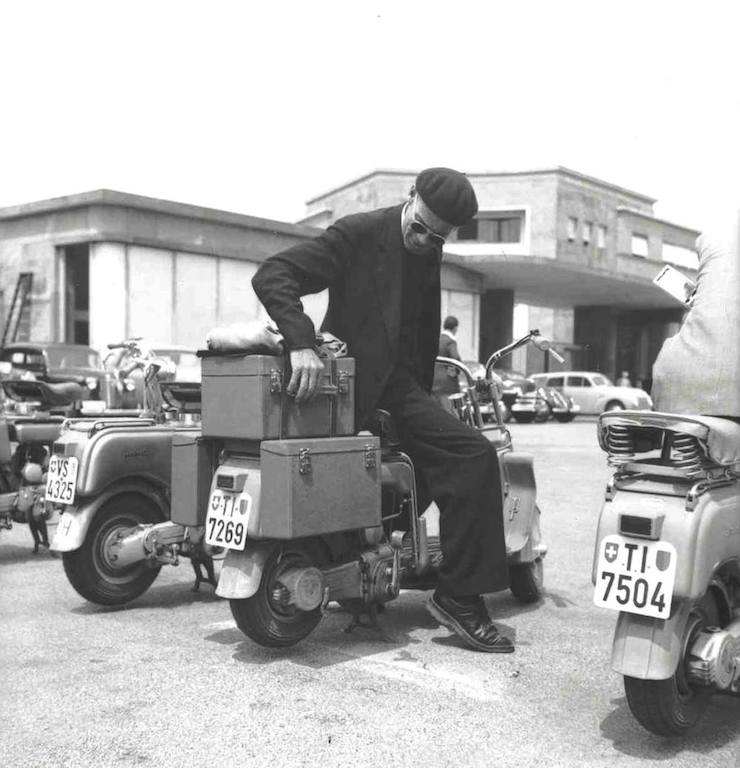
xmin=604 ymin=542 xmax=619 ymax=563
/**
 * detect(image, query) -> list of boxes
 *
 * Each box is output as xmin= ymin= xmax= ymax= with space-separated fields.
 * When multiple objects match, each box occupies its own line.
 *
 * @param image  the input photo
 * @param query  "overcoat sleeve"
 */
xmin=252 ymin=220 xmax=358 ymax=351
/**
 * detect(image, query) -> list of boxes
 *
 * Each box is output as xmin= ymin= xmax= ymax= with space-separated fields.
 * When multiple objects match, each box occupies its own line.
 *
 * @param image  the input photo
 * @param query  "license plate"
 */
xmin=594 ymin=534 xmax=677 ymax=619
xmin=45 ymin=456 xmax=78 ymax=504
xmin=204 ymin=488 xmax=251 ymax=550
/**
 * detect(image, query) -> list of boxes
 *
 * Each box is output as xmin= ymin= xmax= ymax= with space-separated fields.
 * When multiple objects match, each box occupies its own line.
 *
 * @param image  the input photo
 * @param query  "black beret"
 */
xmin=415 ymin=167 xmax=478 ymax=226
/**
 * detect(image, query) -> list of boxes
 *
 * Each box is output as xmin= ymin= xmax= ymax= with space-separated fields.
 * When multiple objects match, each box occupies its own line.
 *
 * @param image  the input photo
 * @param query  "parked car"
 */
xmin=529 ymin=371 xmax=652 ymax=414
xmin=509 ymin=380 xmax=551 ymax=423
xmin=490 ymin=368 xmax=529 ymax=422
xmin=0 ymin=342 xmax=105 ymax=400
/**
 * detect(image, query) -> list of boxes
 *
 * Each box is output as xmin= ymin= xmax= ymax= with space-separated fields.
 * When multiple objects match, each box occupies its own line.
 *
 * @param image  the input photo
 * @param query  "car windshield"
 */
xmin=46 ymin=347 xmax=101 ymax=369
xmin=592 ymin=375 xmax=612 ymax=386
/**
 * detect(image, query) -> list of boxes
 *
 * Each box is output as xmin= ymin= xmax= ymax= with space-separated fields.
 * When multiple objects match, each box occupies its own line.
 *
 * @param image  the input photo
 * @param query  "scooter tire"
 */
xmin=512 ymin=413 xmax=536 ymax=424
xmin=62 ymin=492 xmax=165 ymax=606
xmin=229 ymin=545 xmax=322 ymax=648
xmin=508 ymin=559 xmax=544 ymax=603
xmin=553 ymin=414 xmax=576 ymax=423
xmin=623 ymin=592 xmax=720 ymax=736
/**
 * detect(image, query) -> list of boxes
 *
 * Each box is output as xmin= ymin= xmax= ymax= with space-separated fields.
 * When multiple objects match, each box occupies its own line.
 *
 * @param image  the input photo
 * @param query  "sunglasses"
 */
xmin=408 ymin=219 xmax=447 ymax=248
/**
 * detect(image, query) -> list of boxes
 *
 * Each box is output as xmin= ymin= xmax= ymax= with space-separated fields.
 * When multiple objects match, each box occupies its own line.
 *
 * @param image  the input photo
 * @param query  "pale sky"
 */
xmin=2 ymin=0 xmax=739 ymax=236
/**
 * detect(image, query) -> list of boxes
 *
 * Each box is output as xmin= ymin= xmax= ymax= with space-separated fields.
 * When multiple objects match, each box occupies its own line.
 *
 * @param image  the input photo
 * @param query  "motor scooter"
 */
xmin=212 ymin=330 xmax=559 ymax=648
xmin=0 ymin=378 xmax=87 ymax=552
xmin=592 ymin=410 xmax=740 ymax=735
xmin=49 ymin=340 xmax=208 ymax=605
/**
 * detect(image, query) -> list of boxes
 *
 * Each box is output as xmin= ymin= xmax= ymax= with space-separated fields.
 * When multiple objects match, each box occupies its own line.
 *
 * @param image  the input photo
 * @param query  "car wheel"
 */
xmin=604 ymin=400 xmax=625 ymax=411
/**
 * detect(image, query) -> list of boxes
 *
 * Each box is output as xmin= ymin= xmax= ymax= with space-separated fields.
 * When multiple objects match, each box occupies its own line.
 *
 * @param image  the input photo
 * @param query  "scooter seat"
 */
xmin=599 ymin=410 xmax=740 ymax=471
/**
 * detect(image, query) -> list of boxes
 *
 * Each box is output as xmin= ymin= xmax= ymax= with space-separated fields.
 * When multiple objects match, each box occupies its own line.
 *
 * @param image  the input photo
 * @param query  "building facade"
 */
xmin=0 ymin=191 xmax=326 ymax=353
xmin=302 ymin=168 xmax=700 ymax=385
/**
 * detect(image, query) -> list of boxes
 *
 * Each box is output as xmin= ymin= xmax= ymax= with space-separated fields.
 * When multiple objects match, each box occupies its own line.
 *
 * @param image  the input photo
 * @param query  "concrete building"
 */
xmin=0 ymin=170 xmax=700 ymax=390
xmin=301 ymin=168 xmax=700 ymax=385
xmin=0 ymin=190 xmax=325 ymax=353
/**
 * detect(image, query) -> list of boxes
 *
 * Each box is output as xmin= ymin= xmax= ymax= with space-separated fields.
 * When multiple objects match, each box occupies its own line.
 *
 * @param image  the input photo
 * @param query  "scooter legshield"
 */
xmin=610 ymin=602 xmax=692 ymax=680
xmin=215 ymin=541 xmax=274 ymax=599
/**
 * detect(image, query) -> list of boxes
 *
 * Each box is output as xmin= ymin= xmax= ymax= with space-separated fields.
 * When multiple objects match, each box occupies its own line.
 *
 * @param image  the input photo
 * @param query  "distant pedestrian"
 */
xmin=433 ymin=315 xmax=462 ymax=402
xmin=616 ymin=370 xmax=632 ymax=387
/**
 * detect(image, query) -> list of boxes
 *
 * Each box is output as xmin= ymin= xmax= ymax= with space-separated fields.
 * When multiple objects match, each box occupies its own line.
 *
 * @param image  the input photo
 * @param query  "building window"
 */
xmin=597 ymin=225 xmax=607 ymax=249
xmin=583 ymin=221 xmax=592 ymax=245
xmin=631 ymin=234 xmax=649 ymax=258
xmin=456 ymin=212 xmax=523 ymax=243
xmin=456 ymin=218 xmax=479 ymax=241
xmin=567 ymin=217 xmax=578 ymax=241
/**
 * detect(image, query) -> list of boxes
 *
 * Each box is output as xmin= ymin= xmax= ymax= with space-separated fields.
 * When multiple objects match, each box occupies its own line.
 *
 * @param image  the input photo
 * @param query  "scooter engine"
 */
xmin=688 ymin=623 xmax=740 ymax=691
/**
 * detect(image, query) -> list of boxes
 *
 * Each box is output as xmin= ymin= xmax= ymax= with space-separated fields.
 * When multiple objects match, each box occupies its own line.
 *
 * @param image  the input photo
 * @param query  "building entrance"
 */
xmin=63 ymin=244 xmax=90 ymax=344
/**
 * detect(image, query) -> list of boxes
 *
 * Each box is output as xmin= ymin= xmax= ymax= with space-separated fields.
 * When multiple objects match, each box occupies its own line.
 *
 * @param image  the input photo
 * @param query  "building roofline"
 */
xmin=617 ymin=206 xmax=700 ymax=236
xmin=305 ymin=166 xmax=657 ymax=206
xmin=0 ymin=189 xmax=320 ymax=238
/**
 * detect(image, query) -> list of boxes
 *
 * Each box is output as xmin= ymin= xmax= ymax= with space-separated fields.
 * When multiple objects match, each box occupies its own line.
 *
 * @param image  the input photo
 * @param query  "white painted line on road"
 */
xmin=202 ymin=621 xmax=504 ymax=702
xmin=333 ymin=647 xmax=504 ymax=702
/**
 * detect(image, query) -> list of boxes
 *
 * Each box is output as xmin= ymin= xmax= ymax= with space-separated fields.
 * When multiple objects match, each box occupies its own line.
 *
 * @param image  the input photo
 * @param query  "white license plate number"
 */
xmin=45 ymin=456 xmax=78 ymax=504
xmin=205 ymin=489 xmax=251 ymax=550
xmin=594 ymin=535 xmax=677 ymax=619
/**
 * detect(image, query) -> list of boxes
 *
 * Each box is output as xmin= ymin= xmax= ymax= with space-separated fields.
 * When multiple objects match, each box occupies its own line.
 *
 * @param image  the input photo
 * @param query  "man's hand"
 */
xmin=287 ymin=348 xmax=325 ymax=402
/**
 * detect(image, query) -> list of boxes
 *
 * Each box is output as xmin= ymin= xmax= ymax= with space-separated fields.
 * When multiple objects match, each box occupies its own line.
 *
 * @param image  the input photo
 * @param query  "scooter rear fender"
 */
xmin=610 ymin=602 xmax=692 ymax=680
xmin=215 ymin=541 xmax=274 ymax=599
xmin=50 ymin=481 xmax=168 ymax=552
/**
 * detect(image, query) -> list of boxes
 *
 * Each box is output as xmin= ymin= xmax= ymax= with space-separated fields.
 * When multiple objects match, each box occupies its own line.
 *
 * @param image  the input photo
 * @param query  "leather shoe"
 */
xmin=427 ymin=591 xmax=514 ymax=653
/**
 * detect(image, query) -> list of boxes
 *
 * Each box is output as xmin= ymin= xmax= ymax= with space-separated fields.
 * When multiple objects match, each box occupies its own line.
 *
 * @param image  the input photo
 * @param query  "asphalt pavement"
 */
xmin=1 ymin=418 xmax=739 ymax=768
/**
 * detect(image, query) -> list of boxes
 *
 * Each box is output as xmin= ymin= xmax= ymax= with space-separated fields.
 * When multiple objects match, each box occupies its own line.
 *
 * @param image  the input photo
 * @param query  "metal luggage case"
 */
xmin=258 ymin=436 xmax=381 ymax=538
xmin=170 ymin=429 xmax=215 ymax=527
xmin=200 ymin=354 xmax=355 ymax=440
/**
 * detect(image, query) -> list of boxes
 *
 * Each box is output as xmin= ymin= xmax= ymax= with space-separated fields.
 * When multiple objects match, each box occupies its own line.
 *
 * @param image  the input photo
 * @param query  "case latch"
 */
xmin=270 ymin=369 xmax=283 ymax=394
xmin=364 ymin=444 xmax=377 ymax=470
xmin=337 ymin=370 xmax=349 ymax=394
xmin=298 ymin=447 xmax=312 ymax=475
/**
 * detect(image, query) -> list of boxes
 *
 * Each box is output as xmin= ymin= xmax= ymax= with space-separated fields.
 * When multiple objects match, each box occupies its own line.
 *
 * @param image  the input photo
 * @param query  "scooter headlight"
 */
xmin=85 ymin=377 xmax=98 ymax=390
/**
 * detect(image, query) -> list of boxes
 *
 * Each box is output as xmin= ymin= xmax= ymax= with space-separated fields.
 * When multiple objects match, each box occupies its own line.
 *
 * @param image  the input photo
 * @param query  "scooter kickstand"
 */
xmin=190 ymin=556 xmax=217 ymax=592
xmin=343 ymin=603 xmax=391 ymax=642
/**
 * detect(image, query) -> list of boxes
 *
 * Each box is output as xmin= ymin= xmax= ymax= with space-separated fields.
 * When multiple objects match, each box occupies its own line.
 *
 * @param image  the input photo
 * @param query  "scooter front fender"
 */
xmin=610 ymin=602 xmax=692 ymax=680
xmin=50 ymin=482 xmax=168 ymax=552
xmin=215 ymin=541 xmax=275 ymax=599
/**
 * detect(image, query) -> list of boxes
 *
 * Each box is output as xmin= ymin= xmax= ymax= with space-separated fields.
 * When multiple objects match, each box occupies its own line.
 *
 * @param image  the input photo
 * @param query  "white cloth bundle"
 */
xmin=206 ymin=321 xmax=284 ymax=355
xmin=652 ymin=215 xmax=740 ymax=416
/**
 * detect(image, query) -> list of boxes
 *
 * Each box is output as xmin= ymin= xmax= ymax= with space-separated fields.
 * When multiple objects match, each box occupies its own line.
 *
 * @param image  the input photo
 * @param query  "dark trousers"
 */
xmin=378 ymin=379 xmax=509 ymax=596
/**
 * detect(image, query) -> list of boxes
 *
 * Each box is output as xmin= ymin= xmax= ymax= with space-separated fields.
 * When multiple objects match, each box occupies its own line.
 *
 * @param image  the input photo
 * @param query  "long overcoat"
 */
xmin=252 ymin=204 xmax=441 ymax=427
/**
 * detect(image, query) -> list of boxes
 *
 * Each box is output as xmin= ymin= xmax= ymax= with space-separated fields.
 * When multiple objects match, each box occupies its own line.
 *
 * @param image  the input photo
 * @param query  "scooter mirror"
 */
xmin=532 ymin=335 xmax=552 ymax=352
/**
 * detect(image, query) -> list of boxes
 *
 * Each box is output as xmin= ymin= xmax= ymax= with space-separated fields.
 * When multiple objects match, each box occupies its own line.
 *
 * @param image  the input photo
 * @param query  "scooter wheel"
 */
xmin=230 ymin=544 xmax=323 ymax=648
xmin=62 ymin=492 xmax=165 ymax=606
xmin=623 ymin=591 xmax=720 ymax=736
xmin=553 ymin=413 xmax=575 ymax=423
xmin=508 ymin=558 xmax=544 ymax=603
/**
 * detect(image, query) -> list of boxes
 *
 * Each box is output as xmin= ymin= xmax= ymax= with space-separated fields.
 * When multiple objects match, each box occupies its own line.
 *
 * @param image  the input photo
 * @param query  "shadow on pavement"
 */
xmin=204 ymin=592 xmax=540 ymax=665
xmin=600 ymin=693 xmax=740 ymax=758
xmin=71 ymin=580 xmax=222 ymax=615
xmin=0 ymin=541 xmax=58 ymax=564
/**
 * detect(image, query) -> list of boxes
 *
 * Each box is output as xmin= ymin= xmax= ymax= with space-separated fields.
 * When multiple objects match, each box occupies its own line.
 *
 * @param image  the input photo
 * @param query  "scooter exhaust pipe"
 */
xmin=107 ymin=521 xmax=188 ymax=569
xmin=687 ymin=617 xmax=740 ymax=691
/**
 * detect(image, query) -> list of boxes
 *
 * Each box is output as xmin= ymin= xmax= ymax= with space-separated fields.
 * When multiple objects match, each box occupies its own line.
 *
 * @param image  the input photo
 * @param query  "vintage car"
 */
xmin=0 ymin=342 xmax=105 ymax=400
xmin=529 ymin=371 xmax=652 ymax=414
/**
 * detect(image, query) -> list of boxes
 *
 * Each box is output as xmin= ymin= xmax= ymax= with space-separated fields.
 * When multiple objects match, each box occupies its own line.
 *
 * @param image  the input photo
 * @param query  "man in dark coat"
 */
xmin=433 ymin=315 xmax=462 ymax=404
xmin=252 ymin=167 xmax=513 ymax=653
